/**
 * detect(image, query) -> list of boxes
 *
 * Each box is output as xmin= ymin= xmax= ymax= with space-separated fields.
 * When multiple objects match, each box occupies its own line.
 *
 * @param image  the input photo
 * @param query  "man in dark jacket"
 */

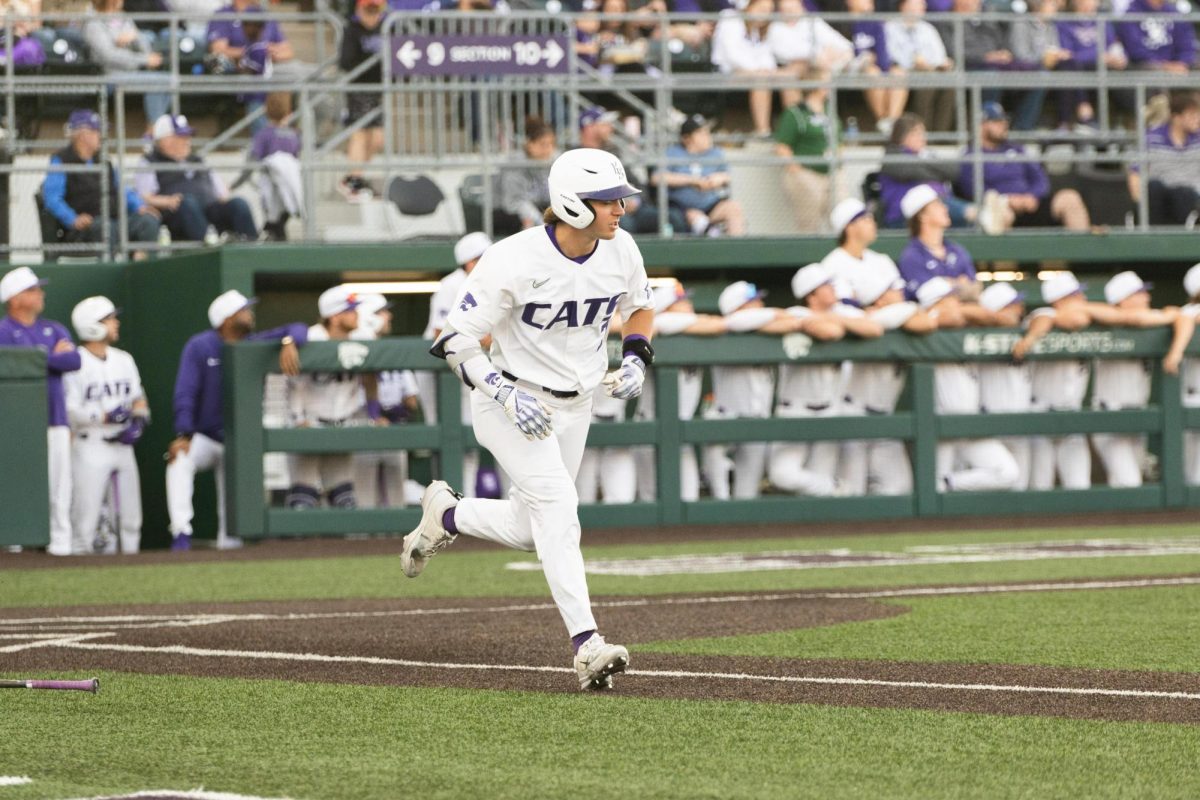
xmin=135 ymin=113 xmax=259 ymax=242
xmin=42 ymin=109 xmax=161 ymax=257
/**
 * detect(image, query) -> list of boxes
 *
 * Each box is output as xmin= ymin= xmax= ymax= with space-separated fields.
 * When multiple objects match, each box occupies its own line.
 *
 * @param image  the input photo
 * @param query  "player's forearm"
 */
xmin=622 ymin=308 xmax=654 ymax=342
xmin=47 ymin=349 xmax=81 ymax=373
xmin=1167 ymin=314 xmax=1196 ymax=363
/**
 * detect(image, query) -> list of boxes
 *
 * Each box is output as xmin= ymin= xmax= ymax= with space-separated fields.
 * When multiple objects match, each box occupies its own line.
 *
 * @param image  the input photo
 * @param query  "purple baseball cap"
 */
xmin=579 ymin=106 xmax=619 ymax=130
xmin=66 ymin=109 xmax=102 ymax=132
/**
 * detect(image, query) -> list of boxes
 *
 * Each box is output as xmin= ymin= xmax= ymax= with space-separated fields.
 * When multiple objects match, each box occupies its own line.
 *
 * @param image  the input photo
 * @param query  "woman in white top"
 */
xmin=885 ymin=0 xmax=955 ymax=131
xmin=712 ymin=0 xmax=798 ymax=136
xmin=767 ymin=0 xmax=853 ymax=100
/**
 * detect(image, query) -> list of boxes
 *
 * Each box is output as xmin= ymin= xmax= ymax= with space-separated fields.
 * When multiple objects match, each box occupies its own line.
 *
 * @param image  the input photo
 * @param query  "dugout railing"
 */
xmin=223 ymin=326 xmax=1200 ymax=540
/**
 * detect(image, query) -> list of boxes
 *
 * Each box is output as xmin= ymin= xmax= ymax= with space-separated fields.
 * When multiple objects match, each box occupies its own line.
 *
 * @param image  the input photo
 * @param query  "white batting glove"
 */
xmin=494 ymin=383 xmax=553 ymax=440
xmin=603 ymin=355 xmax=646 ymax=400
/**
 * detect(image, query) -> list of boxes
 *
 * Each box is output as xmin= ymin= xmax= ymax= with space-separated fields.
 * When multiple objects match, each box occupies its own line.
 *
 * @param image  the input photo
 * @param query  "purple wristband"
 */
xmin=623 ymin=333 xmax=649 ymax=359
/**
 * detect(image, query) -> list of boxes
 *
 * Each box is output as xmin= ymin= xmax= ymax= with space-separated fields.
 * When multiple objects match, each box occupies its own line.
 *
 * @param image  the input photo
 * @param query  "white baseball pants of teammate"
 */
xmin=47 ymin=426 xmax=73 ymax=556
xmin=354 ymin=451 xmax=408 ymax=508
xmin=72 ymin=433 xmax=142 ymax=553
xmin=416 ymin=371 xmax=483 ymax=497
xmin=997 ymin=437 xmax=1034 ymax=491
xmin=936 ymin=439 xmax=1020 ymax=492
xmin=703 ymin=440 xmax=769 ymax=500
xmin=1186 ymin=432 xmax=1200 ymax=486
xmin=836 ymin=406 xmax=913 ymax=496
xmin=289 ymin=454 xmax=356 ymax=505
xmin=633 ymin=446 xmax=700 ymax=502
xmin=451 ymin=388 xmax=598 ymax=636
xmin=1090 ymin=433 xmax=1146 ymax=488
xmin=576 ymin=448 xmax=637 ymax=504
xmin=166 ymin=432 xmax=227 ymax=543
xmin=1028 ymin=435 xmax=1091 ymax=490
xmin=767 ymin=406 xmax=838 ymax=496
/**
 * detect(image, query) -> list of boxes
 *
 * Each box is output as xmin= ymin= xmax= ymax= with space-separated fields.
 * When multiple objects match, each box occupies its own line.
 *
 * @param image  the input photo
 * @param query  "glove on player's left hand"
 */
xmin=603 ymin=355 xmax=646 ymax=400
xmin=107 ymin=417 xmax=147 ymax=445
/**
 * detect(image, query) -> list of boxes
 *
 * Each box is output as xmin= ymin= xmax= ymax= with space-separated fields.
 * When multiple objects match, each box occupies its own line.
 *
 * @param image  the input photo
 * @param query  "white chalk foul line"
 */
xmin=0 ymin=776 xmax=32 ymax=787
xmin=50 ymin=639 xmax=1200 ymax=702
xmin=0 ymin=633 xmax=114 ymax=654
xmin=61 ymin=790 xmax=296 ymax=800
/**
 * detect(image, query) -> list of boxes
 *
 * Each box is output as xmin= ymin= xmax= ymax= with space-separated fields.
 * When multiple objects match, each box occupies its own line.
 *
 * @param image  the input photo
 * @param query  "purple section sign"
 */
xmin=391 ymin=35 xmax=569 ymax=76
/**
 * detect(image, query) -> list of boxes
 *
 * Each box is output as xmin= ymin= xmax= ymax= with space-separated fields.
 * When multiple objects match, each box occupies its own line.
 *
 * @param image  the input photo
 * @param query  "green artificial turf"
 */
xmin=3 ymin=524 xmax=1200 ymax=609
xmin=1 ymin=672 xmax=1197 ymax=800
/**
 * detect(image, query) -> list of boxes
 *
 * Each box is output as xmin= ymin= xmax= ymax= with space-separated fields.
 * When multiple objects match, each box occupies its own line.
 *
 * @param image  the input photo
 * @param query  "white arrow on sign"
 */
xmin=396 ymin=40 xmax=423 ymax=70
xmin=542 ymin=39 xmax=564 ymax=69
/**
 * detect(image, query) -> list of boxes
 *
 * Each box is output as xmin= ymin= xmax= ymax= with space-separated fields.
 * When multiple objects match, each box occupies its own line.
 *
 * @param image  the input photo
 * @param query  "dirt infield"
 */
xmin=5 ymin=579 xmax=1199 ymax=725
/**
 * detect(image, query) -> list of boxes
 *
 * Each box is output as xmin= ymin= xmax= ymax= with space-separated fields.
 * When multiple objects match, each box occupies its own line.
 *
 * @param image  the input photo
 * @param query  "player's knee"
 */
xmin=994 ymin=451 xmax=1021 ymax=490
xmin=521 ymin=474 xmax=578 ymax=509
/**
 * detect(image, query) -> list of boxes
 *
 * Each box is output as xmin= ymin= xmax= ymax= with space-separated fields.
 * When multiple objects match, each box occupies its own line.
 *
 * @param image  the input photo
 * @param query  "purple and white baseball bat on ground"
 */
xmin=0 ymin=678 xmax=99 ymax=693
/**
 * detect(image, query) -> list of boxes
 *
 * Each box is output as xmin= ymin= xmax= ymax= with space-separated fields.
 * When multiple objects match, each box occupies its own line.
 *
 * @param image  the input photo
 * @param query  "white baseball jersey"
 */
xmin=978 ymin=363 xmax=1032 ymax=413
xmin=288 ymin=324 xmax=365 ymax=424
xmin=1091 ymin=358 xmax=1151 ymax=410
xmin=820 ymin=246 xmax=902 ymax=305
xmin=64 ymin=347 xmax=145 ymax=438
xmin=635 ymin=311 xmax=705 ymax=421
xmin=934 ymin=363 xmax=981 ymax=415
xmin=712 ymin=307 xmax=779 ymax=418
xmin=1023 ymin=310 xmax=1090 ymax=411
xmin=446 ymin=226 xmax=653 ymax=394
xmin=423 ymin=268 xmax=468 ymax=340
xmin=776 ymin=306 xmax=855 ymax=413
xmin=842 ymin=302 xmax=918 ymax=414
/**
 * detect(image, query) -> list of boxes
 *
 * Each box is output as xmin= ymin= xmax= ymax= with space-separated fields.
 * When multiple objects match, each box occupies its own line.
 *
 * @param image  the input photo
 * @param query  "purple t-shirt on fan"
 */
xmin=206 ymin=7 xmax=285 ymax=50
xmin=897 ymin=238 xmax=976 ymax=300
xmin=0 ymin=315 xmax=80 ymax=427
xmin=251 ymin=124 xmax=300 ymax=160
xmin=852 ymin=20 xmax=892 ymax=72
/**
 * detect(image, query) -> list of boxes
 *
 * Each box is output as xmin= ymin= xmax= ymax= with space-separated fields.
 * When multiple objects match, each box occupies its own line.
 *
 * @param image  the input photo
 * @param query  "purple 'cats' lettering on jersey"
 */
xmin=581 ymin=297 xmax=609 ymax=325
xmin=84 ymin=380 xmax=133 ymax=401
xmin=521 ymin=293 xmax=627 ymax=330
xmin=458 ymin=292 xmax=478 ymax=312
xmin=546 ymin=302 xmax=578 ymax=329
xmin=521 ymin=302 xmax=552 ymax=329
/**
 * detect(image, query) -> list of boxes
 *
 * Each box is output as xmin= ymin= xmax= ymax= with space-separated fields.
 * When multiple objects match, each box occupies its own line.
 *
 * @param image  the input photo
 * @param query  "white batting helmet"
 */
xmin=547 ymin=148 xmax=640 ymax=230
xmin=72 ymin=295 xmax=117 ymax=342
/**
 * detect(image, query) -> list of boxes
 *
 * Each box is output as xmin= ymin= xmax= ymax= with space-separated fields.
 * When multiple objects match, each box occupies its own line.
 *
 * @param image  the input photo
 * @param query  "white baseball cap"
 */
xmin=318 ymin=285 xmax=360 ymax=319
xmin=1041 ymin=272 xmax=1084 ymax=304
xmin=453 ymin=231 xmax=492 ymax=266
xmin=857 ymin=271 xmax=904 ymax=307
xmin=791 ymin=263 xmax=832 ymax=301
xmin=152 ymin=113 xmax=195 ymax=141
xmin=1184 ymin=263 xmax=1200 ymax=299
xmin=0 ymin=266 xmax=47 ymax=303
xmin=1104 ymin=270 xmax=1151 ymax=305
xmin=718 ymin=280 xmax=765 ymax=316
xmin=71 ymin=295 xmax=118 ymax=342
xmin=652 ymin=280 xmax=690 ymax=313
xmin=979 ymin=282 xmax=1024 ymax=313
xmin=916 ymin=276 xmax=954 ymax=309
xmin=207 ymin=289 xmax=257 ymax=328
xmin=900 ymin=184 xmax=940 ymax=220
xmin=830 ymin=198 xmax=870 ymax=236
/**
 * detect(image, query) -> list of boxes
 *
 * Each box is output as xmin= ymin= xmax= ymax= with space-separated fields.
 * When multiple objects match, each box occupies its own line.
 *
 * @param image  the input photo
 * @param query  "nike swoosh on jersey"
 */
xmin=532 ymin=278 xmax=550 ymax=289
xmin=207 ymin=357 xmax=220 ymax=367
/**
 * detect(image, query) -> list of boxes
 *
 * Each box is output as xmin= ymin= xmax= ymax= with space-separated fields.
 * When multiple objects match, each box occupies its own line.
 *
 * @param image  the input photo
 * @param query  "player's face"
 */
xmin=586 ymin=197 xmax=626 ymax=239
xmin=375 ymin=309 xmax=393 ymax=335
xmin=14 ymin=285 xmax=45 ymax=315
xmin=230 ymin=307 xmax=255 ymax=336
xmin=102 ymin=315 xmax=119 ymax=343
xmin=1118 ymin=291 xmax=1150 ymax=310
xmin=808 ymin=283 xmax=837 ymax=310
xmin=924 ymin=199 xmax=951 ymax=230
xmin=849 ymin=213 xmax=877 ymax=245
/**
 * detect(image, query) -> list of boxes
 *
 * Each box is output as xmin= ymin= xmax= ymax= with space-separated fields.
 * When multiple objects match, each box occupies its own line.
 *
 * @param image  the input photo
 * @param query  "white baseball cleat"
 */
xmin=574 ymin=633 xmax=629 ymax=691
xmin=399 ymin=480 xmax=462 ymax=578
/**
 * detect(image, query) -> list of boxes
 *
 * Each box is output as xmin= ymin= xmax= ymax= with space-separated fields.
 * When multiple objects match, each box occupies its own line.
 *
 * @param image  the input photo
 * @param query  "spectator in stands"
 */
xmin=711 ymin=0 xmax=794 ymax=137
xmin=1 ymin=0 xmax=46 ymax=67
xmin=885 ymin=0 xmax=953 ymax=132
xmin=167 ymin=0 xmax=223 ymax=38
xmin=846 ymin=0 xmax=908 ymax=134
xmin=659 ymin=114 xmax=746 ymax=236
xmin=337 ymin=0 xmax=386 ymax=202
xmin=878 ymin=113 xmax=1002 ymax=231
xmin=773 ymin=83 xmax=834 ymax=233
xmin=43 ymin=110 xmax=162 ymax=258
xmin=1055 ymin=0 xmax=1126 ymax=129
xmin=1128 ymin=90 xmax=1200 ymax=227
xmin=1005 ymin=0 xmax=1076 ymax=131
xmin=959 ymin=101 xmax=1092 ymax=231
xmin=1117 ymin=0 xmax=1195 ymax=75
xmin=954 ymin=0 xmax=1011 ymax=71
xmin=249 ymin=92 xmax=302 ymax=241
xmin=897 ymin=184 xmax=980 ymax=300
xmin=493 ymin=115 xmax=557 ymax=236
xmin=767 ymin=0 xmax=854 ymax=106
xmin=83 ymin=0 xmax=169 ymax=127
xmin=205 ymin=5 xmax=279 ymax=134
xmin=137 ymin=113 xmax=259 ymax=242
xmin=592 ymin=0 xmax=653 ymax=74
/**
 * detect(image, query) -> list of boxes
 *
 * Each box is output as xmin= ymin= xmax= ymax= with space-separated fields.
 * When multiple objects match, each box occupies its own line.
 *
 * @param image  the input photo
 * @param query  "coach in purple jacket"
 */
xmin=1117 ymin=0 xmax=1196 ymax=74
xmin=165 ymin=289 xmax=306 ymax=551
xmin=0 ymin=267 xmax=80 ymax=556
xmin=958 ymin=102 xmax=1092 ymax=231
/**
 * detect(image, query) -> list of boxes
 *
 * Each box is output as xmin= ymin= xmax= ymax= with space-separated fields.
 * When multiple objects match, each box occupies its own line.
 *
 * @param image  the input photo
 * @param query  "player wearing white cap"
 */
xmin=919 ymin=277 xmax=1019 ymax=492
xmin=820 ymin=198 xmax=904 ymax=304
xmin=836 ymin=266 xmax=936 ymax=496
xmin=976 ymin=282 xmax=1034 ymax=489
xmin=633 ymin=280 xmax=727 ymax=502
xmin=402 ymin=148 xmax=653 ymax=691
xmin=286 ymin=285 xmax=365 ymax=510
xmin=769 ymin=264 xmax=883 ymax=496
xmin=1163 ymin=263 xmax=1200 ymax=484
xmin=419 ymin=232 xmax=493 ymax=496
xmin=705 ymin=280 xmax=805 ymax=500
xmin=896 ymin=184 xmax=981 ymax=302
xmin=63 ymin=297 xmax=148 ymax=554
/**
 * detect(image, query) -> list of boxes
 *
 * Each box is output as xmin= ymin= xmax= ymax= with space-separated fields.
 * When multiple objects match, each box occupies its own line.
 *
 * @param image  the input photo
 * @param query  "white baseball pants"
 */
xmin=1185 ymin=431 xmax=1200 ymax=486
xmin=937 ymin=439 xmax=1020 ymax=492
xmin=633 ymin=445 xmax=700 ymax=502
xmin=453 ymin=389 xmax=597 ymax=637
xmin=71 ymin=434 xmax=142 ymax=554
xmin=837 ymin=439 xmax=913 ymax=497
xmin=1091 ymin=433 xmax=1146 ymax=488
xmin=576 ymin=446 xmax=637 ymax=504
xmin=165 ymin=432 xmax=226 ymax=541
xmin=998 ymin=436 xmax=1033 ymax=491
xmin=767 ymin=406 xmax=839 ymax=496
xmin=704 ymin=441 xmax=769 ymax=500
xmin=47 ymin=426 xmax=73 ymax=556
xmin=1028 ymin=435 xmax=1091 ymax=490
xmin=354 ymin=451 xmax=408 ymax=508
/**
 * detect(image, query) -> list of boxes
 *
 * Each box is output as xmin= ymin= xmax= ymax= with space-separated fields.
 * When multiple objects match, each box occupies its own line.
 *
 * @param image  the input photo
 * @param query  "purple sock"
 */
xmin=572 ymin=630 xmax=596 ymax=653
xmin=441 ymin=507 xmax=458 ymax=536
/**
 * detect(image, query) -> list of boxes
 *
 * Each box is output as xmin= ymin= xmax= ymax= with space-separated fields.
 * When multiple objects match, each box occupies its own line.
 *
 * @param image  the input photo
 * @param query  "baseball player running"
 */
xmin=976 ymin=282 xmax=1034 ymax=489
xmin=705 ymin=280 xmax=805 ymax=500
xmin=1162 ymin=263 xmax=1200 ymax=485
xmin=0 ymin=267 xmax=81 ymax=555
xmin=402 ymin=148 xmax=654 ymax=691
xmin=769 ymin=264 xmax=883 ymax=496
xmin=633 ymin=280 xmax=726 ymax=502
xmin=64 ymin=297 xmax=148 ymax=554
xmin=167 ymin=290 xmax=306 ymax=551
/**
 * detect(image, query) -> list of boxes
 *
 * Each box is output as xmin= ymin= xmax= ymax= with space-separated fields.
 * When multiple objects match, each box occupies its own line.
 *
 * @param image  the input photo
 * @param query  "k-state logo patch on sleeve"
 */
xmin=458 ymin=292 xmax=478 ymax=312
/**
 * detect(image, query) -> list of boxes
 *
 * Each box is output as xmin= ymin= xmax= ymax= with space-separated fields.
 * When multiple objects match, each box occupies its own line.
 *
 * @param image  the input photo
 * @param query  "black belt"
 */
xmin=501 ymin=370 xmax=579 ymax=399
xmin=806 ymin=403 xmax=829 ymax=412
xmin=317 ymin=417 xmax=353 ymax=427
xmin=864 ymin=406 xmax=888 ymax=416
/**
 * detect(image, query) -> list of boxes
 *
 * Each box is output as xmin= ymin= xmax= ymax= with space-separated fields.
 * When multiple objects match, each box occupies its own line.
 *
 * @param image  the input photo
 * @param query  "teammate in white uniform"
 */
xmin=420 ymin=232 xmax=493 ymax=496
xmin=705 ymin=280 xmax=804 ymax=500
xmin=918 ymin=278 xmax=1019 ymax=492
xmin=286 ymin=286 xmax=363 ymax=509
xmin=1162 ymin=263 xmax=1200 ymax=484
xmin=634 ymin=281 xmax=726 ymax=502
xmin=64 ymin=297 xmax=148 ymax=554
xmin=836 ymin=267 xmax=936 ymax=495
xmin=769 ymin=264 xmax=883 ymax=496
xmin=400 ymin=149 xmax=654 ymax=691
xmin=821 ymin=198 xmax=903 ymax=303
xmin=976 ymin=282 xmax=1035 ymax=489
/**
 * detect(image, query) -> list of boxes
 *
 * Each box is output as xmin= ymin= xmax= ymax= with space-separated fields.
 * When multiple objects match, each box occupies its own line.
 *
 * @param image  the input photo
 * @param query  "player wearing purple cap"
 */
xmin=0 ymin=267 xmax=81 ymax=556
xmin=165 ymin=291 xmax=307 ymax=550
